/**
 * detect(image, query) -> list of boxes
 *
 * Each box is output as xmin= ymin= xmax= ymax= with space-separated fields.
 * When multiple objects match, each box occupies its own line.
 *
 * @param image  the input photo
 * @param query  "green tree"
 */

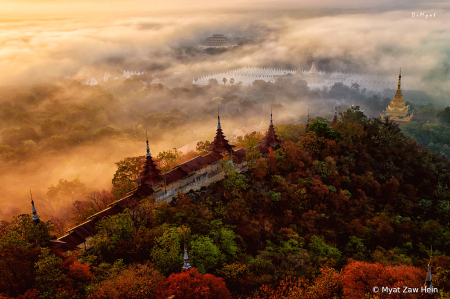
xmin=306 ymin=121 xmax=341 ymax=141
xmin=223 ymin=170 xmax=249 ymax=197
xmin=235 ymin=131 xmax=264 ymax=149
xmin=437 ymin=106 xmax=450 ymax=124
xmin=157 ymin=148 xmax=182 ymax=172
xmin=151 ymin=225 xmax=183 ymax=275
xmin=91 ymin=212 xmax=136 ymax=257
xmin=9 ymin=214 xmax=53 ymax=247
xmin=34 ymin=248 xmax=65 ymax=298
xmin=309 ymin=235 xmax=342 ymax=263
xmin=190 ymin=235 xmax=220 ymax=274
xmin=112 ymin=156 xmax=144 ymax=198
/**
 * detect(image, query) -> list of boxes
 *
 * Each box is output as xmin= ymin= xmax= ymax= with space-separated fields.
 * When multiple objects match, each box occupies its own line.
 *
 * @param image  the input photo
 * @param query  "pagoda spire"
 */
xmin=306 ymin=110 xmax=310 ymax=130
xmin=207 ymin=109 xmax=235 ymax=153
xmin=182 ymin=244 xmax=192 ymax=271
xmin=270 ymin=107 xmax=273 ymax=126
xmin=218 ymin=107 xmax=221 ymax=129
xmin=261 ymin=109 xmax=282 ymax=149
xmin=30 ymin=190 xmax=40 ymax=224
xmin=425 ymin=245 xmax=433 ymax=288
xmin=331 ymin=107 xmax=338 ymax=127
xmin=380 ymin=68 xmax=413 ymax=123
xmin=146 ymin=131 xmax=151 ymax=157
xmin=132 ymin=135 xmax=164 ymax=186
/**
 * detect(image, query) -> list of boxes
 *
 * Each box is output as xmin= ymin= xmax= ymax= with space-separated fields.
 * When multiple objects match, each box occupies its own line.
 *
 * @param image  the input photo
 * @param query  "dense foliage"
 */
xmin=1 ymin=107 xmax=450 ymax=298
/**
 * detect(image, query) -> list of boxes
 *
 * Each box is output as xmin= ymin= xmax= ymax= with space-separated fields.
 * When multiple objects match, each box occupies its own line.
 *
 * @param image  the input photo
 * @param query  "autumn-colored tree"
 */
xmin=253 ymin=158 xmax=268 ymax=180
xmin=341 ymin=260 xmax=426 ymax=299
xmin=87 ymin=264 xmax=163 ymax=299
xmin=267 ymin=147 xmax=279 ymax=174
xmin=250 ymin=267 xmax=342 ymax=299
xmin=0 ymin=242 xmax=40 ymax=297
xmin=156 ymin=268 xmax=232 ymax=299
xmin=333 ymin=122 xmax=367 ymax=144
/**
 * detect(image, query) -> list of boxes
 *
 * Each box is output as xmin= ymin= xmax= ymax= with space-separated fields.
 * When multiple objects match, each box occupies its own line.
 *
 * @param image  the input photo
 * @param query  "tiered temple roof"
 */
xmin=380 ymin=69 xmax=413 ymax=123
xmin=132 ymin=137 xmax=164 ymax=187
xmin=261 ymin=109 xmax=282 ymax=149
xmin=207 ymin=111 xmax=236 ymax=153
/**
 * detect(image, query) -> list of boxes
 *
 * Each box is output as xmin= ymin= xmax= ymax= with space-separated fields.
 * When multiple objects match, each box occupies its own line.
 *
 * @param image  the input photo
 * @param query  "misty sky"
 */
xmin=0 ymin=0 xmax=449 ymax=92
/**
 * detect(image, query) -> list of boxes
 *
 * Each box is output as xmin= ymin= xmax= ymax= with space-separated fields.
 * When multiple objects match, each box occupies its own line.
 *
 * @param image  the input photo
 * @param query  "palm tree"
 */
xmin=222 ymin=78 xmax=227 ymax=85
xmin=351 ymin=82 xmax=360 ymax=90
xmin=230 ymin=78 xmax=234 ymax=85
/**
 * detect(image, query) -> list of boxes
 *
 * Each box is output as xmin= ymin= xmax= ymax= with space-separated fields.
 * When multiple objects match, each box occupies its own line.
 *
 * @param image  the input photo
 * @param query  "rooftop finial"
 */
xmin=398 ymin=68 xmax=402 ymax=89
xmin=335 ymin=107 xmax=337 ymax=115
xmin=146 ymin=131 xmax=151 ymax=157
xmin=181 ymin=230 xmax=192 ymax=271
xmin=30 ymin=190 xmax=39 ymax=222
xmin=270 ymin=107 xmax=273 ymax=125
xmin=217 ymin=107 xmax=221 ymax=130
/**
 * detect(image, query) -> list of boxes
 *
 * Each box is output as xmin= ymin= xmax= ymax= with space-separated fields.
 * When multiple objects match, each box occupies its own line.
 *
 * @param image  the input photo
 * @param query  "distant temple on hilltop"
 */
xmin=380 ymin=69 xmax=413 ymax=123
xmin=201 ymin=34 xmax=237 ymax=48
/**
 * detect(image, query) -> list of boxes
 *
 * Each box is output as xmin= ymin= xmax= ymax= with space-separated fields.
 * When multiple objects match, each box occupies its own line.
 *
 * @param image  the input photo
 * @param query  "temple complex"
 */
xmin=194 ymin=64 xmax=424 ymax=92
xmin=380 ymin=69 xmax=413 ymax=123
xmin=201 ymin=34 xmax=237 ymax=48
xmin=52 ymin=110 xmax=283 ymax=252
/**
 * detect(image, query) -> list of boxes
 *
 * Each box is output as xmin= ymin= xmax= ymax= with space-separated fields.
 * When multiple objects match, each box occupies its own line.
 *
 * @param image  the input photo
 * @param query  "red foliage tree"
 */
xmin=341 ymin=260 xmax=427 ymax=299
xmin=0 ymin=245 xmax=40 ymax=297
xmin=156 ymin=268 xmax=232 ymax=299
xmin=267 ymin=148 xmax=279 ymax=174
xmin=88 ymin=264 xmax=162 ymax=299
xmin=250 ymin=267 xmax=342 ymax=299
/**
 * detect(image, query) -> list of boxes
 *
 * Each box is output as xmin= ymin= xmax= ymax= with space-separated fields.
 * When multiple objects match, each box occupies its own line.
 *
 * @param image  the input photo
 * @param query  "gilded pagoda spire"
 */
xmin=380 ymin=69 xmax=413 ymax=123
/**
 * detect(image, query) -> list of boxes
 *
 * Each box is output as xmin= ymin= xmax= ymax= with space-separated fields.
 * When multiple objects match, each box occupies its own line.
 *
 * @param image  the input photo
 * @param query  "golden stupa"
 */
xmin=294 ymin=61 xmax=323 ymax=83
xmin=380 ymin=69 xmax=413 ymax=123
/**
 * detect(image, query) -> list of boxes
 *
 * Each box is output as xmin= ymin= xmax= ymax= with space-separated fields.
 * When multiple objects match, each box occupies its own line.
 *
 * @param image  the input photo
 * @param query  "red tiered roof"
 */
xmin=207 ymin=114 xmax=235 ymax=153
xmin=261 ymin=112 xmax=282 ymax=148
xmin=133 ymin=150 xmax=164 ymax=186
